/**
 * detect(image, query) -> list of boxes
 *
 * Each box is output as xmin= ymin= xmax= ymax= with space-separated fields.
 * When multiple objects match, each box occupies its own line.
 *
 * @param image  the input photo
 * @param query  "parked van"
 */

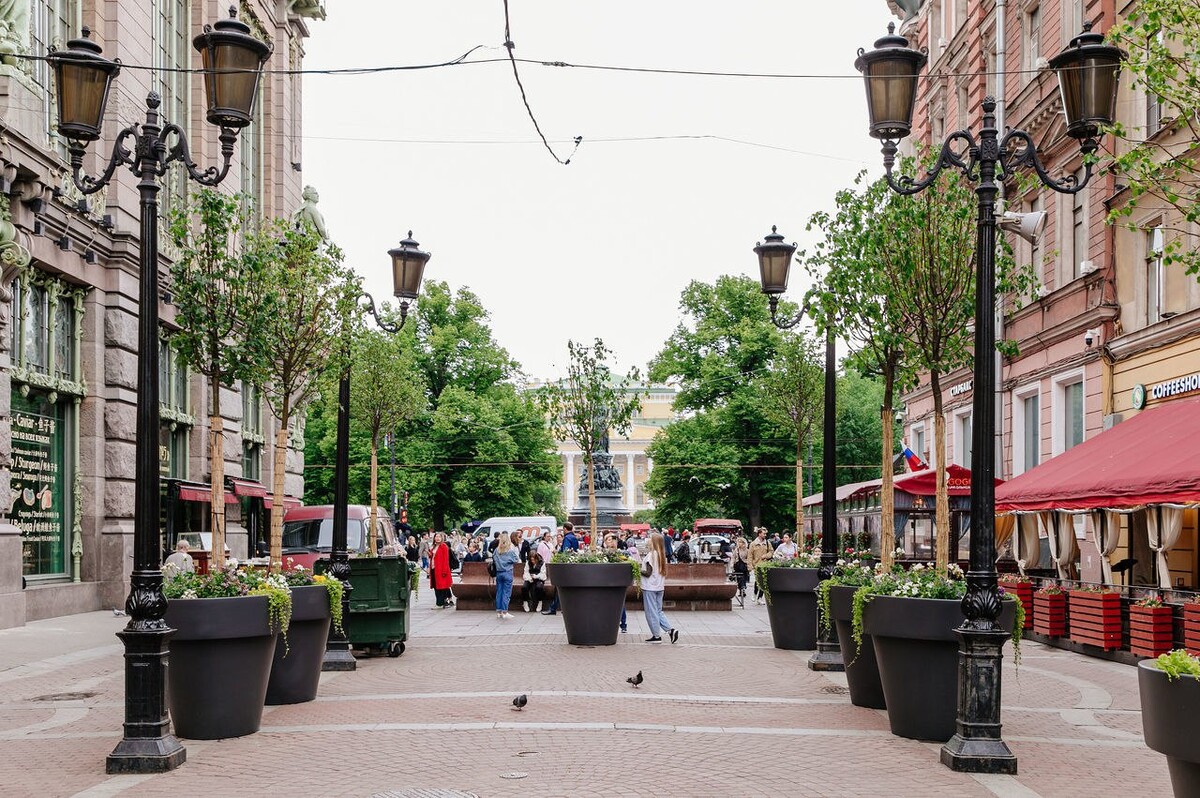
xmin=475 ymin=516 xmax=558 ymax=544
xmin=280 ymin=505 xmax=401 ymax=569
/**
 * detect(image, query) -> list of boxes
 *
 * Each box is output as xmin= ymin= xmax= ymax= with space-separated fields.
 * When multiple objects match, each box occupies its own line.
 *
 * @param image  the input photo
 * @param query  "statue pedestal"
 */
xmin=569 ymin=489 xmax=631 ymax=530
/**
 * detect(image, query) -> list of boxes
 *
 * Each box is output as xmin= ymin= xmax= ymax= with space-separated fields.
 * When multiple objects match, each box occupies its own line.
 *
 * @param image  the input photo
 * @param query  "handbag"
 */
xmin=642 ymin=557 xmax=654 ymax=577
xmin=487 ymin=559 xmax=497 ymax=577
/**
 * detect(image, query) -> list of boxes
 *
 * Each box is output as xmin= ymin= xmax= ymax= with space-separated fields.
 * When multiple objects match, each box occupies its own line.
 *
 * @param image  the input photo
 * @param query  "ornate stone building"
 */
xmin=0 ymin=0 xmax=326 ymax=629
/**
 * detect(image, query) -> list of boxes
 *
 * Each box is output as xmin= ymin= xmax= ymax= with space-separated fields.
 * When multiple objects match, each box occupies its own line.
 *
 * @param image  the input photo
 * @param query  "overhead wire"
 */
xmin=500 ymin=0 xmax=580 ymax=165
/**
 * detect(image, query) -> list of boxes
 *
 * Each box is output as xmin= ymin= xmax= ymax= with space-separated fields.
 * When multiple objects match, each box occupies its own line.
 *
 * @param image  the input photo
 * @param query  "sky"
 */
xmin=301 ymin=1 xmax=894 ymax=379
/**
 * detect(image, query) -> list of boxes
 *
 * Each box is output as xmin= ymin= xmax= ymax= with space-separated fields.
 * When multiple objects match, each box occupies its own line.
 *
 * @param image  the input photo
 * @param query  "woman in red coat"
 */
xmin=430 ymin=532 xmax=454 ymax=608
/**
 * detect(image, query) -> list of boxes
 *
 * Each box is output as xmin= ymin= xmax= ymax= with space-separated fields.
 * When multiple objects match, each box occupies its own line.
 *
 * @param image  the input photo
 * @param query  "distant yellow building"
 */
xmin=526 ymin=382 xmax=679 ymax=515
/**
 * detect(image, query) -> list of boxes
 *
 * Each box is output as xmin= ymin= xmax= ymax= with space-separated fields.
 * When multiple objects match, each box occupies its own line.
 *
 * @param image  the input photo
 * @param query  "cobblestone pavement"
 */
xmin=0 ymin=583 xmax=1172 ymax=798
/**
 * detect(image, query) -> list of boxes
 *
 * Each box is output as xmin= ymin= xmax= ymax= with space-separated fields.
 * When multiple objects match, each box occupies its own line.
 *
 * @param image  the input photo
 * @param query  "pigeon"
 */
xmin=112 ymin=609 xmax=126 ymax=617
xmin=626 ymin=670 xmax=643 ymax=689
xmin=512 ymin=694 xmax=528 ymax=711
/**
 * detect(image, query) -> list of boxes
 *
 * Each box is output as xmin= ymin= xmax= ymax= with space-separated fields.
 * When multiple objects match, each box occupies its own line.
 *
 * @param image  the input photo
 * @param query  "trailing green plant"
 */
xmin=163 ymin=566 xmax=293 ymax=651
xmin=1154 ymin=649 xmax=1200 ymax=681
xmin=281 ymin=561 xmax=345 ymax=637
xmin=754 ymin=548 xmax=824 ymax=606
xmin=817 ymin=562 xmax=876 ymax=637
xmin=410 ymin=565 xmax=420 ymax=597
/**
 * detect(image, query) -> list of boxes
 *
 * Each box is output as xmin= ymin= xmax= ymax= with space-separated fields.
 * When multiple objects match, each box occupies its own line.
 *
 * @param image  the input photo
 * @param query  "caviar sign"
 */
xmin=10 ymin=395 xmax=67 ymax=576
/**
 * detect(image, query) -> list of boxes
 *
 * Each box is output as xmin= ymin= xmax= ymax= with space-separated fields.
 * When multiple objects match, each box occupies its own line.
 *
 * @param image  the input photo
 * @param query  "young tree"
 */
xmin=1107 ymin=2 xmax=1200 ymax=278
xmin=167 ymin=189 xmax=271 ymax=569
xmin=260 ymin=220 xmax=360 ymax=572
xmin=349 ymin=327 xmax=426 ymax=555
xmin=539 ymin=339 xmax=642 ymax=547
xmin=806 ymin=174 xmax=910 ymax=569
xmin=759 ymin=330 xmax=824 ymax=535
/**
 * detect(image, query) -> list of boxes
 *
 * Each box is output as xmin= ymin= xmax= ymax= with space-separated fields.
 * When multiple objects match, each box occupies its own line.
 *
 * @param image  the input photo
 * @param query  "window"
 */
xmin=1070 ymin=170 xmax=1088 ymax=280
xmin=1146 ymin=226 xmax=1164 ymax=324
xmin=985 ymin=41 xmax=997 ymax=97
xmin=242 ymin=382 xmax=264 ymax=481
xmin=1025 ymin=5 xmax=1041 ymax=76
xmin=956 ymin=81 xmax=970 ymax=131
xmin=159 ymin=337 xmax=192 ymax=479
xmin=1144 ymin=25 xmax=1165 ymax=136
xmin=1054 ymin=373 xmax=1085 ymax=455
xmin=239 ymin=82 xmax=264 ymax=219
xmin=154 ymin=0 xmax=191 ymax=215
xmin=31 ymin=1 xmax=79 ymax=159
xmin=955 ymin=411 xmax=973 ymax=469
xmin=1063 ymin=0 xmax=1084 ymax=44
xmin=1028 ymin=195 xmax=1044 ymax=283
xmin=11 ymin=273 xmax=82 ymax=384
xmin=1013 ymin=390 xmax=1041 ymax=476
xmin=913 ymin=424 xmax=927 ymax=466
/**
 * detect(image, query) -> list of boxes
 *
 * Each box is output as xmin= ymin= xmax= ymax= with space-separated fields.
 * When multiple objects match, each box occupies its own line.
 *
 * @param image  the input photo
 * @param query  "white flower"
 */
xmin=836 ymin=558 xmax=846 ymax=566
xmin=181 ymin=589 xmax=198 ymax=599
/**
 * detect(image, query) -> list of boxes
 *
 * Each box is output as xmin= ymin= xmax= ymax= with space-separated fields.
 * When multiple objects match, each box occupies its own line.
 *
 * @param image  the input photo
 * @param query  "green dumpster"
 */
xmin=315 ymin=556 xmax=415 ymax=657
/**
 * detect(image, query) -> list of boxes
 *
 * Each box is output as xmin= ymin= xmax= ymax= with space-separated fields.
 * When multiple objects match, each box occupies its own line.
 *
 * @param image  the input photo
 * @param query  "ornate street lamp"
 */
xmin=48 ymin=11 xmax=270 ymax=775
xmin=754 ymin=227 xmax=843 ymax=672
xmin=323 ymin=236 xmax=430 ymax=670
xmin=856 ymin=20 xmax=1123 ymax=774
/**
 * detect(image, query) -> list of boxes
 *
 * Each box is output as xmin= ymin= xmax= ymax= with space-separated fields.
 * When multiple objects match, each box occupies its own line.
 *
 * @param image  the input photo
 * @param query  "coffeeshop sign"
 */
xmin=1132 ymin=371 xmax=1200 ymax=409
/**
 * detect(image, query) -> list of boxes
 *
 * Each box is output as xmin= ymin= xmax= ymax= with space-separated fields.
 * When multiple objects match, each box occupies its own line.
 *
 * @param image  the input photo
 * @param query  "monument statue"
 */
xmin=0 ymin=1 xmax=30 ymax=66
xmin=291 ymin=185 xmax=328 ymax=240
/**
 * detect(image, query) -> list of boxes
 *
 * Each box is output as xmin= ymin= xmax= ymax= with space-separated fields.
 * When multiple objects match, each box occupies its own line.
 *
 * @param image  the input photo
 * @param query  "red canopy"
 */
xmin=620 ymin=523 xmax=650 ymax=532
xmin=996 ymin=396 xmax=1200 ymax=512
xmin=694 ymin=518 xmax=742 ymax=530
xmin=893 ymin=464 xmax=997 ymax=497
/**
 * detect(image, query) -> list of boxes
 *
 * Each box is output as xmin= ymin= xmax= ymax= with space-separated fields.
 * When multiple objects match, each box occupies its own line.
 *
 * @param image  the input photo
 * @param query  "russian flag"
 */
xmin=902 ymin=442 xmax=926 ymax=472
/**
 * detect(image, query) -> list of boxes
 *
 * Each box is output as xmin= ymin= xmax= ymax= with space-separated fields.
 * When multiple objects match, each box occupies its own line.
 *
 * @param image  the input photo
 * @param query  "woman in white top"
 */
xmin=773 ymin=533 xmax=798 ymax=560
xmin=640 ymin=532 xmax=679 ymax=644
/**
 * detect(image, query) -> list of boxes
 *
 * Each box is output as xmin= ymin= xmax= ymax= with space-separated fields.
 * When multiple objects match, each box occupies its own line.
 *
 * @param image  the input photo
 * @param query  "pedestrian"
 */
xmin=730 ymin=536 xmax=751 ymax=600
xmin=493 ymin=531 xmax=520 ymax=619
xmin=488 ymin=531 xmax=501 ymax=555
xmin=429 ymin=532 xmax=454 ymax=608
xmin=773 ymin=533 xmax=798 ymax=560
xmin=604 ymin=533 xmax=631 ymax=633
xmin=522 ymin=550 xmax=548 ymax=612
xmin=640 ymin=532 xmax=678 ymax=644
xmin=163 ymin=540 xmax=195 ymax=575
xmin=749 ymin=527 xmax=773 ymax=604
xmin=418 ymin=533 xmax=432 ymax=571
xmin=541 ymin=522 xmax=578 ymax=615
xmin=404 ymin=535 xmax=419 ymax=564
xmin=536 ymin=530 xmax=554 ymax=563
xmin=463 ymin=539 xmax=484 ymax=563
xmin=674 ymin=532 xmax=693 ymax=563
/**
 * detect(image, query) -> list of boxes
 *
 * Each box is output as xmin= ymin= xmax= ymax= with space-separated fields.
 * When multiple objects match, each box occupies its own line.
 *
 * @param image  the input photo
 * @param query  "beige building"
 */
xmin=0 ymin=0 xmax=325 ymax=629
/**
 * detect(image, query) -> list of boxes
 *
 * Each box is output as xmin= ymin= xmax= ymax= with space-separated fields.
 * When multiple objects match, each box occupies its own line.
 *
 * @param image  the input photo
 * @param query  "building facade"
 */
xmin=0 ymin=0 xmax=325 ymax=629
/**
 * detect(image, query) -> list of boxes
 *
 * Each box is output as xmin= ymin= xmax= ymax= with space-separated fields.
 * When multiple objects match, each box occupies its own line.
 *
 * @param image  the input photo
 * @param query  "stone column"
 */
xmin=626 ymin=454 xmax=635 ymax=507
xmin=565 ymin=453 xmax=575 ymax=507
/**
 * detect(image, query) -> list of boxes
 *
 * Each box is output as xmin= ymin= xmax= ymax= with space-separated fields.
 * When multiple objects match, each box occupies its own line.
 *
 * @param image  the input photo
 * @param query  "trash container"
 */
xmin=315 ymin=556 xmax=415 ymax=657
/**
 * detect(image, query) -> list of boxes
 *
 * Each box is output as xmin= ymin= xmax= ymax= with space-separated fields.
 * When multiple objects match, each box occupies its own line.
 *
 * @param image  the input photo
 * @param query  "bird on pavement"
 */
xmin=512 ymin=694 xmax=528 ymax=711
xmin=627 ymin=671 xmax=643 ymax=688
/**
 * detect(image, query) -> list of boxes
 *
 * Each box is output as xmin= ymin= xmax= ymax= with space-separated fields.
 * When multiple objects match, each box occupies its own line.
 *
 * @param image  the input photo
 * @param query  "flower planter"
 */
xmin=829 ymin=585 xmax=885 ymax=709
xmin=1068 ymin=590 xmax=1122 ymax=650
xmin=266 ymin=585 xmax=332 ymax=705
xmin=1130 ymin=606 xmax=1175 ymax=659
xmin=1033 ymin=591 xmax=1067 ymax=637
xmin=863 ymin=594 xmax=1016 ymax=742
xmin=1184 ymin=604 xmax=1200 ymax=657
xmin=1138 ymin=661 xmax=1200 ymax=798
xmin=547 ymin=562 xmax=633 ymax=646
xmin=165 ymin=594 xmax=278 ymax=740
xmin=1001 ymin=580 xmax=1034 ymax=630
xmin=764 ymin=568 xmax=820 ymax=651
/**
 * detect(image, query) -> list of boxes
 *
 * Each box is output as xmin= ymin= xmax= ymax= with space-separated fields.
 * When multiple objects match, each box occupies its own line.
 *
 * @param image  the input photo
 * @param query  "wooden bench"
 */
xmin=453 ymin=561 xmax=734 ymax=611
xmin=453 ymin=561 xmax=556 ymax=611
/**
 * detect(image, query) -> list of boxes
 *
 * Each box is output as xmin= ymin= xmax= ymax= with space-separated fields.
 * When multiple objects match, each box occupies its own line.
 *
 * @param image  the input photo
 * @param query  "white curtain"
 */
xmin=1089 ymin=510 xmax=1122 ymax=586
xmin=1040 ymin=510 xmax=1077 ymax=579
xmin=1015 ymin=514 xmax=1040 ymax=575
xmin=1146 ymin=506 xmax=1185 ymax=589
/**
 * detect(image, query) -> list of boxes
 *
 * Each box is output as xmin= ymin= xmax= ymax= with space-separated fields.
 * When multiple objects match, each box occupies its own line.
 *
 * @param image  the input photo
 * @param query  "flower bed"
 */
xmin=1130 ymin=599 xmax=1175 ymax=659
xmin=1033 ymin=587 xmax=1067 ymax=637
xmin=1000 ymin=577 xmax=1034 ymax=630
xmin=1068 ymin=589 xmax=1122 ymax=650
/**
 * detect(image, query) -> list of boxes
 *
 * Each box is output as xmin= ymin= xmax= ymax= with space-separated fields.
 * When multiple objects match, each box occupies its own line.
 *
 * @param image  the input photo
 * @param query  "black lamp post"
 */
xmin=47 ymin=10 xmax=270 ymax=774
xmin=323 ymin=233 xmax=430 ymax=671
xmin=856 ymin=20 xmax=1122 ymax=773
xmin=754 ymin=227 xmax=843 ymax=672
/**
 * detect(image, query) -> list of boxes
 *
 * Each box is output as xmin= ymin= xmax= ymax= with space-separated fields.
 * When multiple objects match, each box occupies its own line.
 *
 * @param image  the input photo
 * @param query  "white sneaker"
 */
xmin=502 ymin=612 xmax=514 ymax=619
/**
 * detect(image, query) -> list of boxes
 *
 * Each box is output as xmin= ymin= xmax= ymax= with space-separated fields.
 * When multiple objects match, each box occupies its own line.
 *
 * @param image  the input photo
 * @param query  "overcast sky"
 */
xmin=301 ymin=1 xmax=893 ymax=379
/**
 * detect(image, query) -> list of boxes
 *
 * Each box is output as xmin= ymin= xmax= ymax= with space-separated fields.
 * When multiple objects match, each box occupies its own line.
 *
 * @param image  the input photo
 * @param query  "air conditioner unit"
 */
xmin=1079 ymin=260 xmax=1096 ymax=275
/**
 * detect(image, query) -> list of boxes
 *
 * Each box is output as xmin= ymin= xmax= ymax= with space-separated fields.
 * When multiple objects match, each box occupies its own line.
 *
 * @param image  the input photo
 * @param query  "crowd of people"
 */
xmin=406 ymin=522 xmax=813 ymax=627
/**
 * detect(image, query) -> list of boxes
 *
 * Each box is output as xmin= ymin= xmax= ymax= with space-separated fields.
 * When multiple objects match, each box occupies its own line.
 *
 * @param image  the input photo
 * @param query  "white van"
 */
xmin=475 ymin=516 xmax=558 ymax=543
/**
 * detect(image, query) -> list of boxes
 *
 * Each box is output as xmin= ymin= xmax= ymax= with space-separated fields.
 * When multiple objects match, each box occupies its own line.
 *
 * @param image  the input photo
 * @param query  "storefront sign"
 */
xmin=10 ymin=395 xmax=67 ymax=576
xmin=949 ymin=380 xmax=973 ymax=398
xmin=1134 ymin=371 xmax=1200 ymax=409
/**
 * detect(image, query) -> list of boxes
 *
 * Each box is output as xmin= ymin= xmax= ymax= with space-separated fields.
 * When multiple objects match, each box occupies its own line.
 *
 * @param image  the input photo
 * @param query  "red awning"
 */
xmin=694 ymin=518 xmax=742 ymax=530
xmin=176 ymin=485 xmax=237 ymax=504
xmin=802 ymin=477 xmax=881 ymax=507
xmin=893 ymin=464 xmax=999 ymax=497
xmin=620 ymin=523 xmax=651 ymax=532
xmin=228 ymin=478 xmax=268 ymax=498
xmin=263 ymin=495 xmax=303 ymax=510
xmin=996 ymin=396 xmax=1200 ymax=512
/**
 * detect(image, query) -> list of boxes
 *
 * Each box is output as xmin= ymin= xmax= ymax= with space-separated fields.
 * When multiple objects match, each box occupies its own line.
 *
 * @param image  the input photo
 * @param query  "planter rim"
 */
xmin=165 ymin=594 xmax=274 ymax=641
xmin=862 ymin=594 xmax=1016 ymax=643
xmin=289 ymin=584 xmax=333 ymax=623
xmin=764 ymin=567 xmax=821 ymax=593
xmin=546 ymin=561 xmax=634 ymax=589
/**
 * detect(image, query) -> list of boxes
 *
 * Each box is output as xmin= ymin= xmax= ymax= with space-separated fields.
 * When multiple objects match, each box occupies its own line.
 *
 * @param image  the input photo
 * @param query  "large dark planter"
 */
xmin=547 ymin=562 xmax=633 ymax=646
xmin=266 ymin=585 xmax=332 ymax=705
xmin=764 ymin=567 xmax=820 ymax=650
xmin=829 ymin=585 xmax=885 ymax=709
xmin=863 ymin=595 xmax=1016 ymax=742
xmin=1139 ymin=661 xmax=1200 ymax=798
xmin=165 ymin=594 xmax=278 ymax=740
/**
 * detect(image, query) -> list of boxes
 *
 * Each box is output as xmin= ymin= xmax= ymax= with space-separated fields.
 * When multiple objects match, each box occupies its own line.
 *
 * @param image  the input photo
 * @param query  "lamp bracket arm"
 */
xmin=767 ymin=295 xmax=804 ymax=330
xmin=361 ymin=292 xmax=406 ymax=334
xmin=68 ymin=127 xmax=137 ymax=195
xmin=161 ymin=123 xmax=235 ymax=187
xmin=882 ymin=130 xmax=976 ymax=196
xmin=998 ymin=128 xmax=1094 ymax=195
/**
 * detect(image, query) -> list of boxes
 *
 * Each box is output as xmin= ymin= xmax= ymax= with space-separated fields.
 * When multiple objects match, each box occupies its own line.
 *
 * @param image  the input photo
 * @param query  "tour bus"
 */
xmin=475 ymin=516 xmax=558 ymax=544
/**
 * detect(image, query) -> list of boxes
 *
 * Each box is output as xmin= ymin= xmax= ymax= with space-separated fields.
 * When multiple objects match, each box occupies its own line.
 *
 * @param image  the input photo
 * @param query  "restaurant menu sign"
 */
xmin=10 ymin=394 xmax=67 ymax=576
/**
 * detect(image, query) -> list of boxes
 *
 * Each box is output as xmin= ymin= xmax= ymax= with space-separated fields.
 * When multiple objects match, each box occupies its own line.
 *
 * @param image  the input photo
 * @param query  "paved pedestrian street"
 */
xmin=0 ymin=587 xmax=1170 ymax=798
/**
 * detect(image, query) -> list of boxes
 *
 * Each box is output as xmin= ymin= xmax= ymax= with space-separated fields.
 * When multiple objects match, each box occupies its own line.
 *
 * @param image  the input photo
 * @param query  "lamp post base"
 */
xmin=939 ymin=626 xmax=1017 ymax=774
xmin=106 ymin=737 xmax=187 ymax=774
xmin=808 ymin=639 xmax=845 ymax=671
xmin=106 ymin=626 xmax=186 ymax=774
xmin=322 ymin=644 xmax=357 ymax=672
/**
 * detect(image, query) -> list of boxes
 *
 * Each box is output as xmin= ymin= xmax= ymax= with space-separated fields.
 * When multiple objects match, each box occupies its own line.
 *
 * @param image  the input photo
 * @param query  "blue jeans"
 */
xmin=643 ymin=589 xmax=673 ymax=637
xmin=495 ymin=571 xmax=513 ymax=612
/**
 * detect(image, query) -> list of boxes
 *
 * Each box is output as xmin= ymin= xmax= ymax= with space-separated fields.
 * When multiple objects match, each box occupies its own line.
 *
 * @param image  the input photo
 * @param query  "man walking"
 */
xmin=541 ymin=522 xmax=579 ymax=615
xmin=749 ymin=527 xmax=773 ymax=604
